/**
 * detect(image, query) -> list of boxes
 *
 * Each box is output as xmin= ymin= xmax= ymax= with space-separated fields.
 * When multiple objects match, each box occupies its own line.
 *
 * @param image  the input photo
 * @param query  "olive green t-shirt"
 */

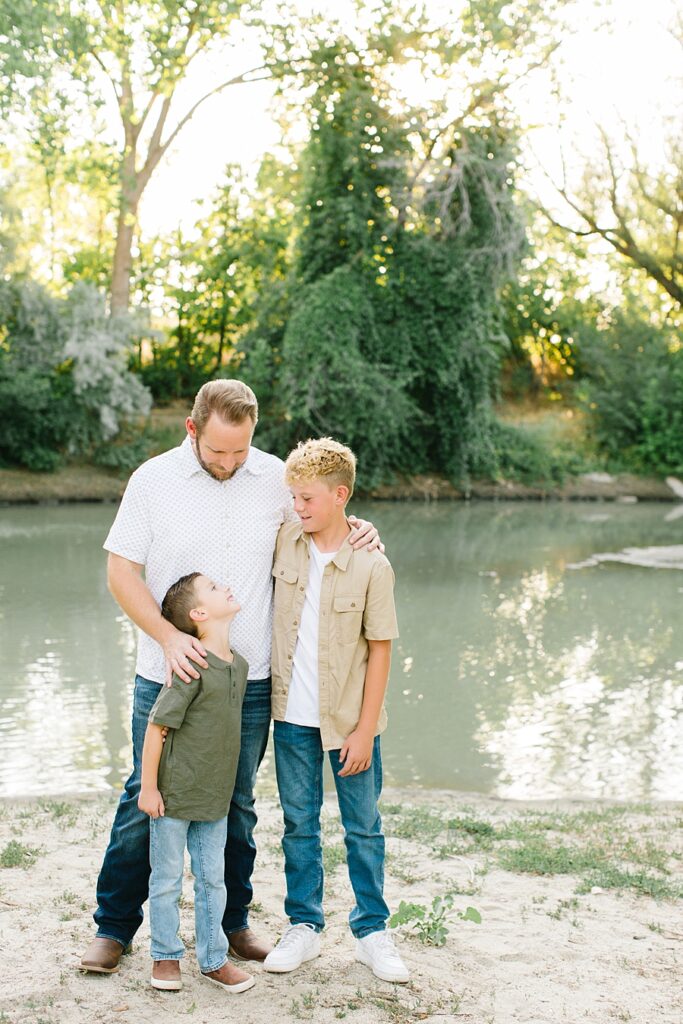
xmin=148 ymin=649 xmax=248 ymax=822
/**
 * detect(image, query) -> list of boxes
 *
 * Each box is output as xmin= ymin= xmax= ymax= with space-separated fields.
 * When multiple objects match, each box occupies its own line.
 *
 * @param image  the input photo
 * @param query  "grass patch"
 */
xmin=499 ymin=837 xmax=601 ymax=876
xmin=382 ymin=805 xmax=447 ymax=841
xmin=577 ymin=867 xmax=683 ymax=901
xmin=38 ymin=800 xmax=79 ymax=828
xmin=351 ymin=801 xmax=679 ymax=902
xmin=0 ymin=840 xmax=42 ymax=869
xmin=498 ymin=836 xmax=682 ymax=900
xmin=323 ymin=842 xmax=347 ymax=874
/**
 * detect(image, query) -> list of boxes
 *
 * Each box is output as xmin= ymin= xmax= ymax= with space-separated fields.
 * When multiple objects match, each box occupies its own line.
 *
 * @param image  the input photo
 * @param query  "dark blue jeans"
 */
xmin=94 ymin=675 xmax=272 ymax=947
xmin=273 ymin=721 xmax=389 ymax=938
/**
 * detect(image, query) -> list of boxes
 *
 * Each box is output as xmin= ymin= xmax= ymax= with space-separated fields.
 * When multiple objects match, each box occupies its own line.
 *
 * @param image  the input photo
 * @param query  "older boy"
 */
xmin=265 ymin=438 xmax=409 ymax=984
xmin=139 ymin=572 xmax=254 ymax=994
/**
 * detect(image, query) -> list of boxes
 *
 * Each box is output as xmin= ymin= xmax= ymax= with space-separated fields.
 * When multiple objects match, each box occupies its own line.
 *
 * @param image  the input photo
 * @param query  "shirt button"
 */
xmin=351 ymin=602 xmax=356 ymax=607
xmin=299 ymin=586 xmax=304 ymax=591
xmin=293 ymin=619 xmax=298 ymax=626
xmin=280 ymin=570 xmax=284 ymax=575
xmin=287 ymin=654 xmax=292 ymax=660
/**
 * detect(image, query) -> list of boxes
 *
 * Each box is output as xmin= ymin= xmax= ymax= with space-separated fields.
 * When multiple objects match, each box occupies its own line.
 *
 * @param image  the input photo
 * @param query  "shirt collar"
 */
xmin=293 ymin=522 xmax=354 ymax=572
xmin=178 ymin=435 xmax=265 ymax=480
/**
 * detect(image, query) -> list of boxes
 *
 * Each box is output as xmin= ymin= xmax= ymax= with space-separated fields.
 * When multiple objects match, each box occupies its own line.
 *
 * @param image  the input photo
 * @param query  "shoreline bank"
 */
xmin=1 ymin=788 xmax=681 ymax=1024
xmin=0 ymin=464 xmax=679 ymax=505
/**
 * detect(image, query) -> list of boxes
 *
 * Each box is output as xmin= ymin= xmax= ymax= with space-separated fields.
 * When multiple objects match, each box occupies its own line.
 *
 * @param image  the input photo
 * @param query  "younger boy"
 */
xmin=138 ymin=572 xmax=254 ymax=994
xmin=265 ymin=438 xmax=409 ymax=983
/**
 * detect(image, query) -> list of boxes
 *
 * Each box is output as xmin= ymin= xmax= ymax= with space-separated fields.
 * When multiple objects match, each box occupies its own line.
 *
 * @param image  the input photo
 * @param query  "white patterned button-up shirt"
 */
xmin=104 ymin=436 xmax=295 ymax=682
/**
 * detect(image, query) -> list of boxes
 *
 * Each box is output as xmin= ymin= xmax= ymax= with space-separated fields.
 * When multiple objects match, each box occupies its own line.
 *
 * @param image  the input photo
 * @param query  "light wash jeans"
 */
xmin=273 ymin=721 xmax=389 ymax=938
xmin=149 ymin=815 xmax=228 ymax=973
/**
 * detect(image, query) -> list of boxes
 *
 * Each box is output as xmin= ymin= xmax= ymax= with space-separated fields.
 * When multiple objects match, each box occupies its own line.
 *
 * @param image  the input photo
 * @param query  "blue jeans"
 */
xmin=273 ymin=721 xmax=389 ymax=938
xmin=149 ymin=815 xmax=228 ymax=972
xmin=94 ymin=675 xmax=272 ymax=946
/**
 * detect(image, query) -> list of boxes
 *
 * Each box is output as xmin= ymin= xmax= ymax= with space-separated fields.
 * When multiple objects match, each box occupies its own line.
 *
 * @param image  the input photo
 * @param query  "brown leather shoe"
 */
xmin=228 ymin=927 xmax=273 ymax=962
xmin=151 ymin=959 xmax=182 ymax=991
xmin=79 ymin=937 xmax=129 ymax=974
xmin=202 ymin=960 xmax=254 ymax=993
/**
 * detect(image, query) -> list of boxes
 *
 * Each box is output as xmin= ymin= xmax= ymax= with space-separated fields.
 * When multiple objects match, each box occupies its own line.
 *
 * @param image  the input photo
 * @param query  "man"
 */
xmin=80 ymin=379 xmax=379 ymax=974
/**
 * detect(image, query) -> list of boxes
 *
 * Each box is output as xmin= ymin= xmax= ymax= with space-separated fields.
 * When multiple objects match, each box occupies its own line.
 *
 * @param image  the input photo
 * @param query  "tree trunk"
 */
xmin=110 ymin=191 xmax=138 ymax=316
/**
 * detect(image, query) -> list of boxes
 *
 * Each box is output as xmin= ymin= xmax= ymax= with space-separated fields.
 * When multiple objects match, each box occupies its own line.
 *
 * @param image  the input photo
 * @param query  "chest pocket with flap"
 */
xmin=272 ymin=561 xmax=299 ymax=612
xmin=333 ymin=594 xmax=366 ymax=644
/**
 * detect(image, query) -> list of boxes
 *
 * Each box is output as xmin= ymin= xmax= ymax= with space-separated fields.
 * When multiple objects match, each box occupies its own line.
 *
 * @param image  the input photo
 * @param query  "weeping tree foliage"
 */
xmin=241 ymin=43 xmax=525 ymax=486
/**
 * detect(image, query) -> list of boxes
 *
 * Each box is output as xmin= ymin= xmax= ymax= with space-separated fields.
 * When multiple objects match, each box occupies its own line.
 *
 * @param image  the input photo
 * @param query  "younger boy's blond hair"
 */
xmin=285 ymin=437 xmax=356 ymax=500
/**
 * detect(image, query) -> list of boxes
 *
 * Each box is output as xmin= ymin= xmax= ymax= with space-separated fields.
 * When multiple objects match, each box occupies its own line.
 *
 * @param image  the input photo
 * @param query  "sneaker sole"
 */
xmin=355 ymin=952 xmax=409 ymax=984
xmin=203 ymin=974 xmax=255 ymax=993
xmin=263 ymin=946 xmax=321 ymax=973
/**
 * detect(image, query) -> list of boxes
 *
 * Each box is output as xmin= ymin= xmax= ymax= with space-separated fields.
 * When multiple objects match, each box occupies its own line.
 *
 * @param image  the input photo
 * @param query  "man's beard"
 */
xmin=192 ymin=439 xmax=240 ymax=481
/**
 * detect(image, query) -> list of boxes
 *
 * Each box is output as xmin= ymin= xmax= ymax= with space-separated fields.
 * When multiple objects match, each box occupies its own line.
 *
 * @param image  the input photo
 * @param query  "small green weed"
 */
xmin=301 ymin=990 xmax=317 ymax=1009
xmin=389 ymin=895 xmax=481 ymax=946
xmin=546 ymin=897 xmax=579 ymax=921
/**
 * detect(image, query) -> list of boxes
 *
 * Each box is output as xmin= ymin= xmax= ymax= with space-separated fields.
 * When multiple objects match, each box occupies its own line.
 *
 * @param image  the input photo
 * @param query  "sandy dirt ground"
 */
xmin=1 ymin=788 xmax=682 ymax=1024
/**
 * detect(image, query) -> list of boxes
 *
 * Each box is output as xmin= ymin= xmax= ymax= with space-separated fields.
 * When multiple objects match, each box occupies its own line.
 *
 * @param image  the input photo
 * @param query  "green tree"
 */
xmin=136 ymin=156 xmax=295 ymax=399
xmin=241 ymin=37 xmax=527 ymax=485
xmin=0 ymin=0 xmax=269 ymax=313
xmin=579 ymin=309 xmax=683 ymax=475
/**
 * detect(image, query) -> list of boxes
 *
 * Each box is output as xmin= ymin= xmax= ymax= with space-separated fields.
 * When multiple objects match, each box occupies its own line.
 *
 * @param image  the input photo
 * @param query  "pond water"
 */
xmin=1 ymin=501 xmax=682 ymax=801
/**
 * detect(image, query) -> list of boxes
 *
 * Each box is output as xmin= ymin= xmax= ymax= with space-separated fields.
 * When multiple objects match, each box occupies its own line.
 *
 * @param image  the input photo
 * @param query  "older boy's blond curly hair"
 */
xmin=285 ymin=437 xmax=356 ymax=499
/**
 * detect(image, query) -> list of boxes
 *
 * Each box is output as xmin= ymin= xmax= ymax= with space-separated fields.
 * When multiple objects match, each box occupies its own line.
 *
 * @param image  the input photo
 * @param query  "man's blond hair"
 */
xmin=191 ymin=379 xmax=258 ymax=432
xmin=285 ymin=437 xmax=356 ymax=499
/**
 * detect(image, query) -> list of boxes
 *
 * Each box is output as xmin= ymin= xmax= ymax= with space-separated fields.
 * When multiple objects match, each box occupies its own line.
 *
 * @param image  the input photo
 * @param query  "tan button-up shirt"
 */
xmin=271 ymin=521 xmax=399 ymax=750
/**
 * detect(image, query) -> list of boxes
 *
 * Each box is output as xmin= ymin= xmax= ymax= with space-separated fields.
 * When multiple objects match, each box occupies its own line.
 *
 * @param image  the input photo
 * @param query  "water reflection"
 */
xmin=371 ymin=500 xmax=683 ymax=799
xmin=0 ymin=501 xmax=681 ymax=800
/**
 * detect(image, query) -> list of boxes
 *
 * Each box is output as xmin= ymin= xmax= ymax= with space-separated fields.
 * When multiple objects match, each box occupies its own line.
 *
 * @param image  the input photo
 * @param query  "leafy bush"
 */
xmin=580 ymin=312 xmax=683 ymax=475
xmin=0 ymin=364 xmax=79 ymax=471
xmin=0 ymin=278 xmax=151 ymax=471
xmin=475 ymin=418 xmax=588 ymax=484
xmin=137 ymin=335 xmax=217 ymax=402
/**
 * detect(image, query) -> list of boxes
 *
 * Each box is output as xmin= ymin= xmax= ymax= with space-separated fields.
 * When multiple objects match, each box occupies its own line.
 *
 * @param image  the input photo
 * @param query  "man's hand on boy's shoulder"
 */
xmin=338 ymin=726 xmax=374 ymax=776
xmin=161 ymin=622 xmax=208 ymax=686
xmin=138 ymin=787 xmax=165 ymax=818
xmin=347 ymin=515 xmax=384 ymax=554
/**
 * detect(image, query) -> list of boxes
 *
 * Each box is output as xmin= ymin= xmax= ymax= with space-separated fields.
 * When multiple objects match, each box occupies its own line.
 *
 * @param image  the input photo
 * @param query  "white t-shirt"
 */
xmin=285 ymin=540 xmax=337 ymax=727
xmin=103 ymin=436 xmax=296 ymax=682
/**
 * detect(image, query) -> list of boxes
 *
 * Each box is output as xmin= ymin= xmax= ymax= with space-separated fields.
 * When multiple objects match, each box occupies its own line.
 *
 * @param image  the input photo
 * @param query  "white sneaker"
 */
xmin=263 ymin=923 xmax=321 ymax=973
xmin=356 ymin=930 xmax=410 ymax=983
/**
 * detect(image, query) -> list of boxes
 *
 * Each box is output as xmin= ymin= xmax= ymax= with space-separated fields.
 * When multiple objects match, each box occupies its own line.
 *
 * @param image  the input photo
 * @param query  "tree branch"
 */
xmin=154 ymin=65 xmax=272 ymax=160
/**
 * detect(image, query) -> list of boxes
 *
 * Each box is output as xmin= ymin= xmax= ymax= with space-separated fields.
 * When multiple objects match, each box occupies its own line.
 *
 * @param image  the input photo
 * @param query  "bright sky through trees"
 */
xmin=134 ymin=0 xmax=681 ymax=238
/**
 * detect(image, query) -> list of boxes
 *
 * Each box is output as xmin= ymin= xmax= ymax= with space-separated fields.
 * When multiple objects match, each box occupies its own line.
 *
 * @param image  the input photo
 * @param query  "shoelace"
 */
xmin=278 ymin=924 xmax=315 ymax=949
xmin=369 ymin=931 xmax=402 ymax=961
